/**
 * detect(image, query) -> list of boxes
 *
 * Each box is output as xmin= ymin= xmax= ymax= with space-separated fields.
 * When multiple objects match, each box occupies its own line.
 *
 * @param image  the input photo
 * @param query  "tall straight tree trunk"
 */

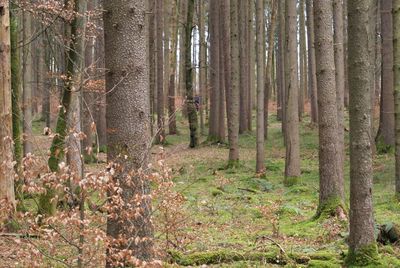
xmin=343 ymin=0 xmax=350 ymax=108
xmin=168 ymin=0 xmax=178 ymax=135
xmin=199 ymin=0 xmax=206 ymax=135
xmin=247 ymin=0 xmax=255 ymax=131
xmin=255 ymin=0 xmax=265 ymax=173
xmin=156 ymin=0 xmax=165 ymax=144
xmin=333 ymin=0 xmax=345 ymax=195
xmin=306 ymin=0 xmax=318 ymax=124
xmin=10 ymin=10 xmax=22 ymax=173
xmin=346 ymin=0 xmax=379 ymax=265
xmin=284 ymin=0 xmax=301 ymax=184
xmin=298 ymin=0 xmax=306 ymax=120
xmin=185 ymin=0 xmax=199 ymax=148
xmin=395 ymin=0 xmax=400 ymax=198
xmin=148 ymin=0 xmax=156 ymax=136
xmin=277 ymin=1 xmax=286 ymax=123
xmin=376 ymin=0 xmax=395 ymax=149
xmin=369 ymin=0 xmax=378 ymax=153
xmin=103 ymin=0 xmax=154 ymax=263
xmin=0 ymin=0 xmax=15 ymax=208
xmin=22 ymin=9 xmax=33 ymax=155
xmin=227 ymin=0 xmax=240 ymax=166
xmin=218 ymin=3 xmax=226 ymax=143
xmin=314 ymin=0 xmax=345 ymax=217
xmin=178 ymin=0 xmax=188 ymax=99
xmin=264 ymin=0 xmax=277 ymax=139
xmin=208 ymin=0 xmax=221 ymax=141
xmin=239 ymin=0 xmax=249 ymax=133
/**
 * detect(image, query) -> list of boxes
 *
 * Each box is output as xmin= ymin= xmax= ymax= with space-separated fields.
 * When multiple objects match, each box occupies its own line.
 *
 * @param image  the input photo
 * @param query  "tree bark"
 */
xmin=255 ymin=0 xmax=265 ymax=173
xmin=314 ymin=0 xmax=344 ymax=217
xmin=185 ymin=0 xmax=199 ymax=148
xmin=156 ymin=0 xmax=165 ymax=144
xmin=394 ymin=0 xmax=400 ymax=198
xmin=284 ymin=0 xmax=301 ymax=184
xmin=0 ymin=0 xmax=15 ymax=208
xmin=239 ymin=0 xmax=250 ymax=134
xmin=104 ymin=0 xmax=154 ymax=263
xmin=199 ymin=0 xmax=207 ymax=135
xmin=306 ymin=0 xmax=318 ymax=124
xmin=376 ymin=0 xmax=395 ymax=149
xmin=347 ymin=0 xmax=379 ymax=265
xmin=168 ymin=0 xmax=178 ymax=135
xmin=298 ymin=0 xmax=306 ymax=120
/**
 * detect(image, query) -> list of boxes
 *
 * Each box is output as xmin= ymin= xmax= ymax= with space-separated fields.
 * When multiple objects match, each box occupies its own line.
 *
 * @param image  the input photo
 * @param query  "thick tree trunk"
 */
xmin=333 ymin=0 xmax=346 ymax=199
xmin=376 ymin=0 xmax=395 ymax=149
xmin=394 ymin=0 xmax=400 ymax=198
xmin=298 ymin=0 xmax=306 ymax=120
xmin=104 ymin=0 xmax=154 ymax=263
xmin=314 ymin=0 xmax=345 ymax=217
xmin=168 ymin=0 xmax=178 ymax=135
xmin=255 ymin=0 xmax=265 ymax=174
xmin=306 ymin=0 xmax=318 ymax=124
xmin=347 ymin=0 xmax=379 ymax=265
xmin=284 ymin=0 xmax=301 ymax=184
xmin=185 ymin=0 xmax=199 ymax=148
xmin=0 ymin=0 xmax=15 ymax=208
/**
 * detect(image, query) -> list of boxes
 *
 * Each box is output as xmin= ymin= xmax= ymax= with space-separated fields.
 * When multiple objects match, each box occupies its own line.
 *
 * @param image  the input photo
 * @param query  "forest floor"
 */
xmin=1 ymin=104 xmax=400 ymax=267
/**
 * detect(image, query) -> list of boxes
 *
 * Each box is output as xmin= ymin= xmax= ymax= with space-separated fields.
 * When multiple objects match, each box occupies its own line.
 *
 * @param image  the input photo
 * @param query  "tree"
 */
xmin=313 ymin=0 xmax=344 ymax=217
xmin=346 ymin=0 xmax=379 ymax=265
xmin=298 ymin=0 xmax=306 ymax=119
xmin=284 ymin=0 xmax=301 ymax=184
xmin=394 ymin=0 xmax=400 ymax=198
xmin=168 ymin=0 xmax=178 ymax=135
xmin=185 ymin=0 xmax=199 ymax=148
xmin=103 ymin=0 xmax=154 ymax=263
xmin=198 ymin=0 xmax=207 ymax=135
xmin=306 ymin=0 xmax=318 ymax=124
xmin=333 ymin=0 xmax=345 ymax=184
xmin=376 ymin=0 xmax=395 ymax=149
xmin=239 ymin=0 xmax=250 ymax=134
xmin=156 ymin=0 xmax=165 ymax=144
xmin=255 ymin=0 xmax=265 ymax=173
xmin=265 ymin=0 xmax=278 ymax=139
xmin=22 ymin=8 xmax=33 ymax=155
xmin=277 ymin=1 xmax=286 ymax=125
xmin=224 ymin=0 xmax=240 ymax=166
xmin=0 ymin=0 xmax=15 ymax=208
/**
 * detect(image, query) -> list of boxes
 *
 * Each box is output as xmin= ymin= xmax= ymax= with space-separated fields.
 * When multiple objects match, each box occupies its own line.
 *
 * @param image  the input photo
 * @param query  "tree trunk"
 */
xmin=255 ymin=0 xmax=265 ymax=174
xmin=227 ymin=0 xmax=240 ymax=166
xmin=277 ymin=1 xmax=286 ymax=124
xmin=156 ymin=0 xmax=165 ymax=144
xmin=22 ymin=9 xmax=33 ymax=155
xmin=199 ymin=0 xmax=207 ymax=135
xmin=314 ymin=0 xmax=344 ymax=217
xmin=168 ymin=0 xmax=178 ymax=135
xmin=239 ymin=0 xmax=249 ymax=134
xmin=376 ymin=0 xmax=395 ymax=149
xmin=265 ymin=0 xmax=277 ymax=139
xmin=149 ymin=0 xmax=156 ymax=136
xmin=247 ymin=0 xmax=254 ymax=131
xmin=346 ymin=0 xmax=379 ymax=265
xmin=394 ymin=0 xmax=400 ymax=198
xmin=0 ymin=0 xmax=15 ymax=208
xmin=104 ymin=0 xmax=154 ymax=263
xmin=185 ymin=0 xmax=199 ymax=148
xmin=306 ymin=0 xmax=318 ymax=124
xmin=298 ymin=0 xmax=306 ymax=120
xmin=284 ymin=0 xmax=301 ymax=184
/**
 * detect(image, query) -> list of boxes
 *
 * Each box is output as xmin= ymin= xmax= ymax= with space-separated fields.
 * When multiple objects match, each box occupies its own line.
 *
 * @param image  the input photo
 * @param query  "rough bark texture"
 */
xmin=376 ymin=0 xmax=395 ymax=149
xmin=277 ymin=1 xmax=286 ymax=124
xmin=185 ymin=0 xmax=199 ymax=148
xmin=394 ymin=0 xmax=400 ymax=197
xmin=347 ymin=0 xmax=379 ymax=265
xmin=333 ymin=0 xmax=345 ymax=200
xmin=298 ymin=0 xmax=306 ymax=119
xmin=314 ymin=0 xmax=344 ymax=217
xmin=218 ymin=4 xmax=226 ymax=143
xmin=306 ymin=0 xmax=318 ymax=124
xmin=103 ymin=0 xmax=154 ymax=262
xmin=0 ymin=0 xmax=15 ymax=207
xmin=148 ymin=0 xmax=156 ymax=136
xmin=284 ymin=0 xmax=301 ymax=183
xmin=255 ymin=0 xmax=265 ymax=173
xmin=239 ymin=0 xmax=250 ymax=134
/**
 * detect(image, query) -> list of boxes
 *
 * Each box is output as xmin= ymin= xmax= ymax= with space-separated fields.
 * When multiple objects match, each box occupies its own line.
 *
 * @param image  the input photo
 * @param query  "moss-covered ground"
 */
xmin=157 ymin=112 xmax=400 ymax=267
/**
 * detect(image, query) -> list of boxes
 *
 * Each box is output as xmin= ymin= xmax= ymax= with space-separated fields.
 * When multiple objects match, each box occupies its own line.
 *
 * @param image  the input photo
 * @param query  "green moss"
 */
xmin=284 ymin=176 xmax=299 ymax=187
xmin=314 ymin=196 xmax=346 ymax=219
xmin=345 ymin=243 xmax=380 ymax=267
xmin=211 ymin=189 xmax=224 ymax=197
xmin=308 ymin=260 xmax=341 ymax=268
